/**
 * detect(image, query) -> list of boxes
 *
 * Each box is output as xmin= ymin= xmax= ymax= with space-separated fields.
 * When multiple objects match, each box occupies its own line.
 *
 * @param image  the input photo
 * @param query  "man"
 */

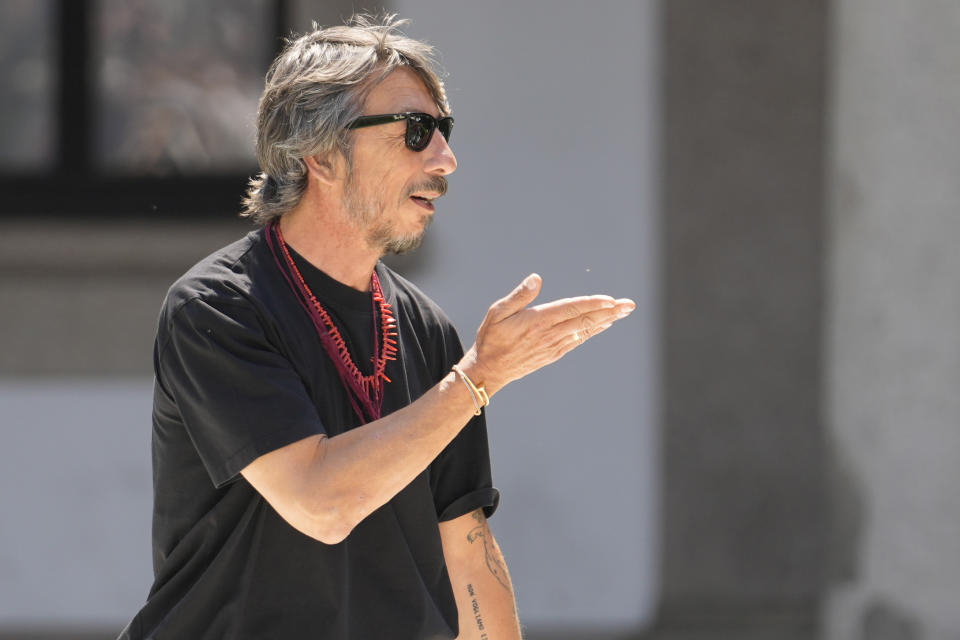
xmin=120 ymin=15 xmax=634 ymax=640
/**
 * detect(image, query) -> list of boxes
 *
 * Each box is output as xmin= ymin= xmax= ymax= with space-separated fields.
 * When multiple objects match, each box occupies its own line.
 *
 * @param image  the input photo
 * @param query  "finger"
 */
xmin=486 ymin=273 xmax=542 ymax=323
xmin=550 ymin=306 xmax=627 ymax=339
xmin=531 ymin=295 xmax=632 ymax=325
xmin=571 ymin=317 xmax=617 ymax=345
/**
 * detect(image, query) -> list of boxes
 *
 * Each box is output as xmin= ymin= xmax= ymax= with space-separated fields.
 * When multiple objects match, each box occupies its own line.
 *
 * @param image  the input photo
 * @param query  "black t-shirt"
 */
xmin=119 ymin=229 xmax=499 ymax=640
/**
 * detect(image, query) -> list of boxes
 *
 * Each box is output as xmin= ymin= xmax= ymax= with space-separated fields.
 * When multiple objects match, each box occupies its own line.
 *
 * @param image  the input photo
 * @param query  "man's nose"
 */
xmin=423 ymin=131 xmax=457 ymax=176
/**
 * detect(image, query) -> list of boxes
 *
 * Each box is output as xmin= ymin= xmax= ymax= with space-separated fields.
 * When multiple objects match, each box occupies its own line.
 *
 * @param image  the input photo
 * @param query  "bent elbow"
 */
xmin=299 ymin=497 xmax=367 ymax=545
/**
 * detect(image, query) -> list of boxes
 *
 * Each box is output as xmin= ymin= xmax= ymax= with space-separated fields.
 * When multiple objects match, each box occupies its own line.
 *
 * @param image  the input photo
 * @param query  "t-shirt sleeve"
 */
xmin=431 ymin=413 xmax=500 ymax=522
xmin=156 ymin=296 xmax=325 ymax=488
xmin=428 ymin=324 xmax=500 ymax=522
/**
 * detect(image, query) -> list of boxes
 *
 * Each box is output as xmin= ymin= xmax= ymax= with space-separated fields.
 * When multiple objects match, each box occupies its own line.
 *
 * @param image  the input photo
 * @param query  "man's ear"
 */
xmin=304 ymin=152 xmax=343 ymax=186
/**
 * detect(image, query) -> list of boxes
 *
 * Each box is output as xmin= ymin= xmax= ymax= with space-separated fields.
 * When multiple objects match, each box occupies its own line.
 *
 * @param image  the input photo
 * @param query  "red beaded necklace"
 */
xmin=265 ymin=221 xmax=397 ymax=423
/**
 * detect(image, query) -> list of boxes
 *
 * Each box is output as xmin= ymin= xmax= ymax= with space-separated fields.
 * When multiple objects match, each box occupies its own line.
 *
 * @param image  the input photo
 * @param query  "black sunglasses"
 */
xmin=346 ymin=112 xmax=454 ymax=151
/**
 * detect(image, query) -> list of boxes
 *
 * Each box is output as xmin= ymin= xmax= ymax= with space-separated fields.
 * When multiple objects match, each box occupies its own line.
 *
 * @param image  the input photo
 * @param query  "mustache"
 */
xmin=404 ymin=176 xmax=448 ymax=199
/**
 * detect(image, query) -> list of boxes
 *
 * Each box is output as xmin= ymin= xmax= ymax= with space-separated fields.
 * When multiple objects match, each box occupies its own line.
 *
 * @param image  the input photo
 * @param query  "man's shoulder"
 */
xmin=164 ymin=230 xmax=264 ymax=309
xmin=157 ymin=229 xmax=280 ymax=336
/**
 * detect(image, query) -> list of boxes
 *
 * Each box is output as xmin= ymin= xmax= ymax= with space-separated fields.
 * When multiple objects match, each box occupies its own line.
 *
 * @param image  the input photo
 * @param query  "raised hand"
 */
xmin=459 ymin=273 xmax=635 ymax=395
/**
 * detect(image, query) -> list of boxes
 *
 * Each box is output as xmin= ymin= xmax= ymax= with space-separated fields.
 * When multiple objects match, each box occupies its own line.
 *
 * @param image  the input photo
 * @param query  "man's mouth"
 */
xmin=409 ymin=195 xmax=437 ymax=211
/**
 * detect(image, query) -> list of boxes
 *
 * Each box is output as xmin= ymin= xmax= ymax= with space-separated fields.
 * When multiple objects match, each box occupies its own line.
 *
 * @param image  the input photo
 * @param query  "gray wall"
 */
xmin=652 ymin=2 xmax=827 ymax=638
xmin=823 ymin=1 xmax=960 ymax=638
xmin=650 ymin=2 xmax=960 ymax=640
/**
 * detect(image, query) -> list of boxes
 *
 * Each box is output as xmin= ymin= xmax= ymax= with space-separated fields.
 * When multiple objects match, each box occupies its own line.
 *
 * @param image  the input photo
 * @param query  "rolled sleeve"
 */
xmin=429 ymin=411 xmax=499 ymax=522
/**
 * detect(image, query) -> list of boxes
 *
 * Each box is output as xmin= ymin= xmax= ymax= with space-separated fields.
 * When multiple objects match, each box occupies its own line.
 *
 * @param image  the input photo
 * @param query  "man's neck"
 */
xmin=278 ymin=199 xmax=381 ymax=292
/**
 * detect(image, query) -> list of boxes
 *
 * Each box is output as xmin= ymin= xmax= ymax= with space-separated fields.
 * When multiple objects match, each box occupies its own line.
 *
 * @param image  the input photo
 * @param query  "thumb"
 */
xmin=487 ymin=273 xmax=542 ymax=323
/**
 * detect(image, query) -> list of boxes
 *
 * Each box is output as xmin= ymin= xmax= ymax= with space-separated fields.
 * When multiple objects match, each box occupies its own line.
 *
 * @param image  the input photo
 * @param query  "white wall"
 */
xmin=0 ymin=380 xmax=154 ymax=627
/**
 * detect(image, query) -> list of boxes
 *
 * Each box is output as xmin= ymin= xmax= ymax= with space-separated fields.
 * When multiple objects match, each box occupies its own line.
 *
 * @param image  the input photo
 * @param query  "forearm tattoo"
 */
xmin=466 ymin=510 xmax=510 ymax=591
xmin=466 ymin=583 xmax=489 ymax=640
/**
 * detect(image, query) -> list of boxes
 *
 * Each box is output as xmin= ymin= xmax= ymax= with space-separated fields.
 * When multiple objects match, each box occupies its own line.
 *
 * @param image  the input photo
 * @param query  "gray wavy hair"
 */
xmin=240 ymin=14 xmax=450 ymax=224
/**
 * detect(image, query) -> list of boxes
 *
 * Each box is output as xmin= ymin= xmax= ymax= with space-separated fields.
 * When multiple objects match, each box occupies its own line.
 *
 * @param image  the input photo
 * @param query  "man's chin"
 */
xmin=371 ymin=215 xmax=432 ymax=256
xmin=384 ymin=234 xmax=424 ymax=256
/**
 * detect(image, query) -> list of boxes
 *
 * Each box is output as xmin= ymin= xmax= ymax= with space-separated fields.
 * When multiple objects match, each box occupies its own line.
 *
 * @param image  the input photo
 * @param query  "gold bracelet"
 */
xmin=451 ymin=364 xmax=490 ymax=416
xmin=457 ymin=365 xmax=490 ymax=408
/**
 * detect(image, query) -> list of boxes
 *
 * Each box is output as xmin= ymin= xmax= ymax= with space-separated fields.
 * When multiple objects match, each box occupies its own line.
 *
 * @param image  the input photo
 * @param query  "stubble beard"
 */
xmin=341 ymin=171 xmax=444 ymax=256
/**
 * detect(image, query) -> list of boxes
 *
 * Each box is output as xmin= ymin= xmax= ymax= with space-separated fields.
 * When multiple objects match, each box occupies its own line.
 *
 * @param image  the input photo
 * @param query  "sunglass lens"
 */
xmin=438 ymin=117 xmax=453 ymax=142
xmin=406 ymin=117 xmax=433 ymax=151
